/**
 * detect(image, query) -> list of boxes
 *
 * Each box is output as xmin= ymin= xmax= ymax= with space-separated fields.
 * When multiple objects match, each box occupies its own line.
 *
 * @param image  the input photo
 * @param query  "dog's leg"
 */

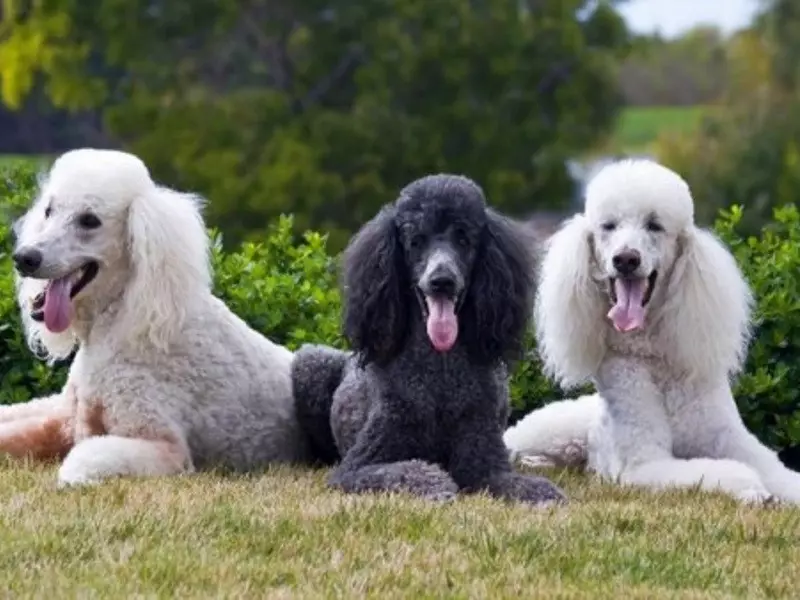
xmin=328 ymin=411 xmax=458 ymax=501
xmin=621 ymin=458 xmax=771 ymax=504
xmin=449 ymin=413 xmax=567 ymax=506
xmin=503 ymin=393 xmax=601 ymax=468
xmin=57 ymin=402 xmax=193 ymax=486
xmin=726 ymin=436 xmax=800 ymax=504
xmin=58 ymin=435 xmax=193 ymax=487
xmin=0 ymin=391 xmax=73 ymax=461
xmin=0 ymin=413 xmax=74 ymax=461
xmin=0 ymin=393 xmax=69 ymax=424
xmin=596 ymin=361 xmax=772 ymax=504
xmin=691 ymin=384 xmax=800 ymax=504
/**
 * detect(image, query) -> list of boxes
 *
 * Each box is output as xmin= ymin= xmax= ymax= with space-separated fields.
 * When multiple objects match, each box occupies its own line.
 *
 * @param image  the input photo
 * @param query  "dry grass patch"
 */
xmin=0 ymin=459 xmax=797 ymax=598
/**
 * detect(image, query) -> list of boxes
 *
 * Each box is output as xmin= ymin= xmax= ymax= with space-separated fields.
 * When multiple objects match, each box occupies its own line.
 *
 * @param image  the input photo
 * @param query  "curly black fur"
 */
xmin=459 ymin=209 xmax=534 ymax=365
xmin=341 ymin=205 xmax=410 ymax=367
xmin=292 ymin=174 xmax=566 ymax=505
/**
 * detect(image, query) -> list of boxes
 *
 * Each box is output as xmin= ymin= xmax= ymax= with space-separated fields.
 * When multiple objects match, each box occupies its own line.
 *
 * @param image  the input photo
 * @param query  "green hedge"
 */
xmin=2 ymin=164 xmax=799 ymax=457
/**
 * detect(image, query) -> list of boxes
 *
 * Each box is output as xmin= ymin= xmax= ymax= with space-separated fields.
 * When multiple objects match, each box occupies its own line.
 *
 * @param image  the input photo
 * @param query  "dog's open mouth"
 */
xmin=30 ymin=261 xmax=99 ymax=332
xmin=607 ymin=271 xmax=657 ymax=332
xmin=416 ymin=289 xmax=460 ymax=353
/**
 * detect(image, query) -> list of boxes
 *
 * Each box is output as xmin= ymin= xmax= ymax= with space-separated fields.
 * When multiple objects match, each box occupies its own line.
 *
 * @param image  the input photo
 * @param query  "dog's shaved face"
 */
xmin=393 ymin=175 xmax=488 ymax=352
xmin=583 ymin=160 xmax=694 ymax=333
xmin=13 ymin=149 xmax=152 ymax=333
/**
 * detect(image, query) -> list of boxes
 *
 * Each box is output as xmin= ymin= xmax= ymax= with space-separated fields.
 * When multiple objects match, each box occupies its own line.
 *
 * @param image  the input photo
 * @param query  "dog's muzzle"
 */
xmin=417 ymin=249 xmax=464 ymax=352
xmin=13 ymin=246 xmax=44 ymax=277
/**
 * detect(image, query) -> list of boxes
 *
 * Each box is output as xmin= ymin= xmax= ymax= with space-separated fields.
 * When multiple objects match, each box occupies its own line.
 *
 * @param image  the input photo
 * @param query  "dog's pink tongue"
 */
xmin=607 ymin=279 xmax=647 ymax=332
xmin=43 ymin=277 xmax=72 ymax=333
xmin=425 ymin=296 xmax=458 ymax=352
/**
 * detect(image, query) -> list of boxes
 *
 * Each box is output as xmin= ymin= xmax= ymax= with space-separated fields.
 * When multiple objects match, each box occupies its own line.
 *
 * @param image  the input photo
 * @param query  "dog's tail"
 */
xmin=503 ymin=393 xmax=603 ymax=469
xmin=292 ymin=343 xmax=349 ymax=466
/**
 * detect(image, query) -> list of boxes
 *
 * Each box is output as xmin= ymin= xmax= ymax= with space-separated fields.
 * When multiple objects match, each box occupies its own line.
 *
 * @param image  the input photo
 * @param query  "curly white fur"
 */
xmin=6 ymin=148 xmax=311 ymax=486
xmin=506 ymin=159 xmax=800 ymax=505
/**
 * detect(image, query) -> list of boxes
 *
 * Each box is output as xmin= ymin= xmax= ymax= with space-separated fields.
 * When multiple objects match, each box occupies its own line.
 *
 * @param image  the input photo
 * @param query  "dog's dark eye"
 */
xmin=453 ymin=228 xmax=469 ymax=247
xmin=601 ymin=221 xmax=616 ymax=232
xmin=646 ymin=219 xmax=664 ymax=233
xmin=44 ymin=205 xmax=52 ymax=219
xmin=77 ymin=212 xmax=102 ymax=229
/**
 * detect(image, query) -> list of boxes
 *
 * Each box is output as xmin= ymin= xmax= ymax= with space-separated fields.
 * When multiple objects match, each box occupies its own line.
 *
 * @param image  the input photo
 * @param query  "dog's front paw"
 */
xmin=490 ymin=473 xmax=567 ymax=507
xmin=57 ymin=463 xmax=102 ymax=488
xmin=736 ymin=487 xmax=776 ymax=507
xmin=329 ymin=459 xmax=459 ymax=501
xmin=392 ymin=460 xmax=459 ymax=501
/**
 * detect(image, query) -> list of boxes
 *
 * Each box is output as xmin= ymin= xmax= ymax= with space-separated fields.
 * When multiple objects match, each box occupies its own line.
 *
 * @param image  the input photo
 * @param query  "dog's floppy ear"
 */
xmin=122 ymin=186 xmax=211 ymax=351
xmin=342 ymin=205 xmax=409 ymax=366
xmin=658 ymin=226 xmax=753 ymax=380
xmin=460 ymin=210 xmax=533 ymax=365
xmin=535 ymin=214 xmax=607 ymax=388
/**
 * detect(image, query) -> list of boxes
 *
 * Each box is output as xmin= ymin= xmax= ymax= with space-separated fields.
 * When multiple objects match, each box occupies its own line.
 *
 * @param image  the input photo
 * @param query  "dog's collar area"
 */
xmin=608 ymin=270 xmax=658 ymax=307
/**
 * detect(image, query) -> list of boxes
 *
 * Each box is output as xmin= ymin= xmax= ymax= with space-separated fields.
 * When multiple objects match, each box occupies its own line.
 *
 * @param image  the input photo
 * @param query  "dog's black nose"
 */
xmin=612 ymin=249 xmax=641 ymax=276
xmin=13 ymin=247 xmax=43 ymax=275
xmin=429 ymin=273 xmax=457 ymax=296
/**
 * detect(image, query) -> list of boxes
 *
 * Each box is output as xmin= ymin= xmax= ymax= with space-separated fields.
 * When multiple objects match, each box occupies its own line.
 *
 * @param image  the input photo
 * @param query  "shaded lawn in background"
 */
xmin=0 ymin=460 xmax=797 ymax=598
xmin=605 ymin=105 xmax=714 ymax=155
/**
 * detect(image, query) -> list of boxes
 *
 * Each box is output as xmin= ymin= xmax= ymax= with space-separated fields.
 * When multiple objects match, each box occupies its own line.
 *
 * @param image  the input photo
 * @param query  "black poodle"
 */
xmin=292 ymin=174 xmax=566 ymax=505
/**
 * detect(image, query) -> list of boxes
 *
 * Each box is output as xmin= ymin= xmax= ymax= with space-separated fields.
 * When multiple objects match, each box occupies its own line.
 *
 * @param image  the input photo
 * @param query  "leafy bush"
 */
xmin=0 ymin=165 xmax=69 ymax=403
xmin=717 ymin=204 xmax=800 ymax=453
xmin=211 ymin=216 xmax=342 ymax=351
xmin=1 ymin=163 xmax=800 ymax=459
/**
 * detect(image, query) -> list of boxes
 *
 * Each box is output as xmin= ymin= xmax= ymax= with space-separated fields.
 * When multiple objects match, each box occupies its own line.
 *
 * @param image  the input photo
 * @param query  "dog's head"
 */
xmin=13 ymin=148 xmax=210 ymax=360
xmin=535 ymin=159 xmax=752 ymax=387
xmin=394 ymin=176 xmax=487 ymax=354
xmin=584 ymin=160 xmax=694 ymax=333
xmin=343 ymin=174 xmax=533 ymax=366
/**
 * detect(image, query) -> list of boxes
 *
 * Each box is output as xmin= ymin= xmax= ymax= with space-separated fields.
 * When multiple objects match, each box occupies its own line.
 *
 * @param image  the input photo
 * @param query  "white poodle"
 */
xmin=504 ymin=159 xmax=800 ymax=505
xmin=6 ymin=148 xmax=312 ymax=486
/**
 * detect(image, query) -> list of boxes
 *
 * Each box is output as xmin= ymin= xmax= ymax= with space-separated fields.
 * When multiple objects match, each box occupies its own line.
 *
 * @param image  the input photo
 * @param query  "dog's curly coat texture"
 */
xmin=504 ymin=159 xmax=800 ymax=505
xmin=7 ymin=148 xmax=311 ymax=486
xmin=292 ymin=174 xmax=565 ymax=505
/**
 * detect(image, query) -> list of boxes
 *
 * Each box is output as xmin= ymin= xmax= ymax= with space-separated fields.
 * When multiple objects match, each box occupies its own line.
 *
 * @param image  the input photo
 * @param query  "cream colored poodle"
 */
xmin=505 ymin=159 xmax=800 ymax=505
xmin=7 ymin=148 xmax=311 ymax=486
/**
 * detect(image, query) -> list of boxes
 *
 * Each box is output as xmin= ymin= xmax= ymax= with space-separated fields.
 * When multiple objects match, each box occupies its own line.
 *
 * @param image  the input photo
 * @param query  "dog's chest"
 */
xmin=660 ymin=380 xmax=708 ymax=456
xmin=66 ymin=382 xmax=108 ymax=443
xmin=606 ymin=328 xmax=659 ymax=360
xmin=64 ymin=353 xmax=109 ymax=443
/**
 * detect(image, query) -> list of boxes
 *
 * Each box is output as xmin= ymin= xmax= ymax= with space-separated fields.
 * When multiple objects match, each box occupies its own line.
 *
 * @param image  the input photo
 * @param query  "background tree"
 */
xmin=619 ymin=27 xmax=730 ymax=107
xmin=0 ymin=0 xmax=630 ymax=248
xmin=654 ymin=0 xmax=800 ymax=233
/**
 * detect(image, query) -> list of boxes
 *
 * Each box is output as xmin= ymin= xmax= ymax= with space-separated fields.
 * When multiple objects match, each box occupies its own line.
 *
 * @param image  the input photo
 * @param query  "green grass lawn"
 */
xmin=1 ymin=459 xmax=797 ymax=598
xmin=605 ymin=105 xmax=715 ymax=155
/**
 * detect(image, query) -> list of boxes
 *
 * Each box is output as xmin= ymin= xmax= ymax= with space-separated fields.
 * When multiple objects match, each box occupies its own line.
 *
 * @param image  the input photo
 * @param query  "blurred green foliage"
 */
xmin=0 ymin=0 xmax=630 ymax=249
xmin=655 ymin=0 xmax=800 ymax=234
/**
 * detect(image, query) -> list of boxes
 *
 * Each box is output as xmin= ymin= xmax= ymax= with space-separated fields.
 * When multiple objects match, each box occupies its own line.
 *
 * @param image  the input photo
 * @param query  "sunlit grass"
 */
xmin=0 ymin=460 xmax=796 ymax=597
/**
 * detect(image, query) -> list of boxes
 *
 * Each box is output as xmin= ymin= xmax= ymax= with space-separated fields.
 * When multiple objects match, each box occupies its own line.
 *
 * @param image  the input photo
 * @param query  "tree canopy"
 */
xmin=0 ymin=0 xmax=630 ymax=248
